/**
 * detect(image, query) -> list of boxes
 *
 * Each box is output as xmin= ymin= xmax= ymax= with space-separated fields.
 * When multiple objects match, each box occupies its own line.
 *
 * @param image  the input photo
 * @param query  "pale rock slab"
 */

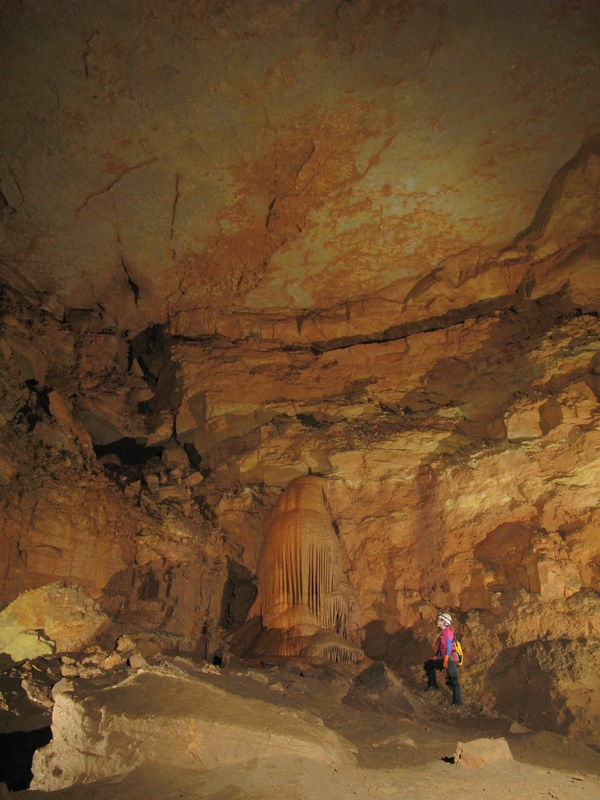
xmin=31 ymin=666 xmax=356 ymax=790
xmin=161 ymin=443 xmax=190 ymax=470
xmin=0 ymin=629 xmax=54 ymax=662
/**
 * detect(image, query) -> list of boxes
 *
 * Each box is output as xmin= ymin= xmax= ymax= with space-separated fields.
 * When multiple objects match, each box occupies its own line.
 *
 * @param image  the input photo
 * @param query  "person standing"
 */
xmin=424 ymin=612 xmax=461 ymax=706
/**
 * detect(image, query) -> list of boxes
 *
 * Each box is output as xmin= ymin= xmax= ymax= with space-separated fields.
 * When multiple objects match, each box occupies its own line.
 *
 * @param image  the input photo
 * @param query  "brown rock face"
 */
xmin=0 ymin=0 xmax=599 ymax=748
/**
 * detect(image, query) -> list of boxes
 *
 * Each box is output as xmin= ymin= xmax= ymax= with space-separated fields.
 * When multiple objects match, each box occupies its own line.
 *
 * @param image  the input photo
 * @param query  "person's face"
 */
xmin=437 ymin=618 xmax=445 ymax=630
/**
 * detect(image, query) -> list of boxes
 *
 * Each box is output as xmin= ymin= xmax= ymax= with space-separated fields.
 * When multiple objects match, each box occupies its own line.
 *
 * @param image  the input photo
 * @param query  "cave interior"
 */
xmin=0 ymin=0 xmax=599 ymax=794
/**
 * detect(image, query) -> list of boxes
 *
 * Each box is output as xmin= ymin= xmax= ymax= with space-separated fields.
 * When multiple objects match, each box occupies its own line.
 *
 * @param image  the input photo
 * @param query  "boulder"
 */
xmin=454 ymin=737 xmax=513 ymax=769
xmin=0 ymin=583 xmax=109 ymax=662
xmin=31 ymin=665 xmax=356 ymax=790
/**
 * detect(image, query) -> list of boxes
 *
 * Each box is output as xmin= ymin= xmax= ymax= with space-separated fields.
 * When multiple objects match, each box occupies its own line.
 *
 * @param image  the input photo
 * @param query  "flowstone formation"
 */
xmin=248 ymin=475 xmax=362 ymax=663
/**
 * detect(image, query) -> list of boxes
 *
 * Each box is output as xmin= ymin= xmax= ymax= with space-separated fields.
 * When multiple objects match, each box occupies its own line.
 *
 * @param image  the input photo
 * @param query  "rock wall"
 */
xmin=2 ymin=167 xmax=599 ymax=742
xmin=0 ymin=0 xmax=598 ymax=748
xmin=0 ymin=303 xmax=230 ymax=656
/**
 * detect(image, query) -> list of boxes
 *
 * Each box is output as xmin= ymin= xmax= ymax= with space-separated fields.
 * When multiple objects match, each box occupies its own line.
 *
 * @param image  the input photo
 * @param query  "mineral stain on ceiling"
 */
xmin=1 ymin=0 xmax=598 ymax=333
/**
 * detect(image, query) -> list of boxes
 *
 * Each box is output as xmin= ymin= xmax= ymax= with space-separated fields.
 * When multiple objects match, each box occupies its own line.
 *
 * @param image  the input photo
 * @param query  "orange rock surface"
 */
xmin=0 ymin=0 xmax=598 ymax=749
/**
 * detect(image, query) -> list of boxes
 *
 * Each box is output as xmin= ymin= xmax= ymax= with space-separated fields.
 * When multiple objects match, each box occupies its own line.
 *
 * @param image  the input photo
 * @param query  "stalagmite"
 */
xmin=249 ymin=476 xmax=362 ymax=663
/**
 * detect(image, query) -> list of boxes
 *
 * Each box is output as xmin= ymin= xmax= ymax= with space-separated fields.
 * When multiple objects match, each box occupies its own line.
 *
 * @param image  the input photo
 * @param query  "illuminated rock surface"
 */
xmin=19 ymin=658 xmax=600 ymax=800
xmin=30 ymin=663 xmax=356 ymax=791
xmin=249 ymin=475 xmax=363 ymax=662
xmin=1 ymin=0 xmax=598 ymax=332
xmin=0 ymin=0 xmax=599 ymax=788
xmin=0 ymin=584 xmax=108 ymax=663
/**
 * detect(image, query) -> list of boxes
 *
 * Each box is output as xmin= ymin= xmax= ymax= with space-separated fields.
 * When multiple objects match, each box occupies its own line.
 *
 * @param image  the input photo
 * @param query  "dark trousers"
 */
xmin=424 ymin=657 xmax=461 ymax=704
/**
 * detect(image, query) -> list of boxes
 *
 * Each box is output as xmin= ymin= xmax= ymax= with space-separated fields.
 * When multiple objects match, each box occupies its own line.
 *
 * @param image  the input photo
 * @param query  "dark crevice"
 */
xmin=170 ymin=173 xmax=180 ymax=241
xmin=76 ymin=157 xmax=158 ymax=216
xmin=265 ymin=195 xmax=277 ymax=230
xmin=129 ymin=324 xmax=183 ymax=434
xmin=308 ymin=289 xmax=584 ymax=355
xmin=31 ymin=383 xmax=51 ymax=415
xmin=138 ymin=568 xmax=160 ymax=600
xmin=183 ymin=442 xmax=203 ymax=468
xmin=130 ymin=325 xmax=171 ymax=385
xmin=166 ymin=280 xmax=584 ymax=367
xmin=94 ymin=437 xmax=163 ymax=466
xmin=513 ymin=134 xmax=600 ymax=246
xmin=309 ymin=294 xmax=521 ymax=355
xmin=0 ymin=727 xmax=52 ymax=790
xmin=121 ymin=258 xmax=140 ymax=306
xmin=220 ymin=558 xmax=258 ymax=631
xmin=0 ymin=189 xmax=16 ymax=214
xmin=171 ymin=332 xmax=231 ymax=346
xmin=193 ymin=494 xmax=218 ymax=522
xmin=296 ymin=413 xmax=327 ymax=428
xmin=169 ymin=295 xmax=526 ymax=355
xmin=16 ymin=381 xmax=52 ymax=431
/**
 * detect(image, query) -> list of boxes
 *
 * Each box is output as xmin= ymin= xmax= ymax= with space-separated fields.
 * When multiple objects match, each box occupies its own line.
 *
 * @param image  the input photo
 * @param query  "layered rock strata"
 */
xmin=0 ymin=0 xmax=598 ymax=750
xmin=2 ymin=147 xmax=600 ymax=741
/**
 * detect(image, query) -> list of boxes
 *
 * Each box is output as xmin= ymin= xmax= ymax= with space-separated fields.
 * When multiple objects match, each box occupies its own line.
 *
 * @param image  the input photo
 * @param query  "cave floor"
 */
xmin=5 ymin=656 xmax=600 ymax=800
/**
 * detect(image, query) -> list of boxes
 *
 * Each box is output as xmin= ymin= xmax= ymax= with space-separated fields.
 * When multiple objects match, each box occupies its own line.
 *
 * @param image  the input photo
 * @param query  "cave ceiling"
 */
xmin=1 ymin=0 xmax=598 ymax=336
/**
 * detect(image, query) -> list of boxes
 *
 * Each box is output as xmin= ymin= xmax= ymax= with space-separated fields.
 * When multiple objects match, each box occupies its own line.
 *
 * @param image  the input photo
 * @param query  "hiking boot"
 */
xmin=426 ymin=685 xmax=439 ymax=691
xmin=452 ymin=700 xmax=461 ymax=706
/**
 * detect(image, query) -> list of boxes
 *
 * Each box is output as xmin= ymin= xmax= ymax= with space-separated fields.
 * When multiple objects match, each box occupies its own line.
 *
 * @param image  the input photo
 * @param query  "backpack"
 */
xmin=454 ymin=639 xmax=464 ymax=666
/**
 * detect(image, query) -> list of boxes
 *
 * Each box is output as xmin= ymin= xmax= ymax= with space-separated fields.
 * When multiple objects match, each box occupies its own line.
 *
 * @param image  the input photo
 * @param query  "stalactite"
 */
xmin=250 ymin=475 xmax=363 ymax=663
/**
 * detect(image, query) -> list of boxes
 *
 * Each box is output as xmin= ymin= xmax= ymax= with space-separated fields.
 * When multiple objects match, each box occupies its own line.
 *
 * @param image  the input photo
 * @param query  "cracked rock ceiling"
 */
xmin=1 ymin=0 xmax=598 ymax=335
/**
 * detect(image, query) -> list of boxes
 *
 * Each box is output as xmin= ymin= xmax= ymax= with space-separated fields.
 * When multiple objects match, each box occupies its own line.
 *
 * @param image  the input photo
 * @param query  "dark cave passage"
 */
xmin=94 ymin=437 xmax=163 ymax=465
xmin=0 ymin=726 xmax=52 ymax=791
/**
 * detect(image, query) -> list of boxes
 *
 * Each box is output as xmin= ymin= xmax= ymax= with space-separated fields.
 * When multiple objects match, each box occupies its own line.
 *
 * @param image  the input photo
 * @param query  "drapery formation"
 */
xmin=251 ymin=476 xmax=362 ymax=662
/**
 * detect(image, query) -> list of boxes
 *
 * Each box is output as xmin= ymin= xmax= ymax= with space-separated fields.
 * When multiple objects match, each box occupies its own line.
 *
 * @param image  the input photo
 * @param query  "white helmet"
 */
xmin=437 ymin=613 xmax=452 ymax=627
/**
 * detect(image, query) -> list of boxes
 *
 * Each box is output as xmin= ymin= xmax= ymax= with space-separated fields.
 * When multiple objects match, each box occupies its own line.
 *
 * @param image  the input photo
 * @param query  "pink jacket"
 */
xmin=436 ymin=627 xmax=459 ymax=663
